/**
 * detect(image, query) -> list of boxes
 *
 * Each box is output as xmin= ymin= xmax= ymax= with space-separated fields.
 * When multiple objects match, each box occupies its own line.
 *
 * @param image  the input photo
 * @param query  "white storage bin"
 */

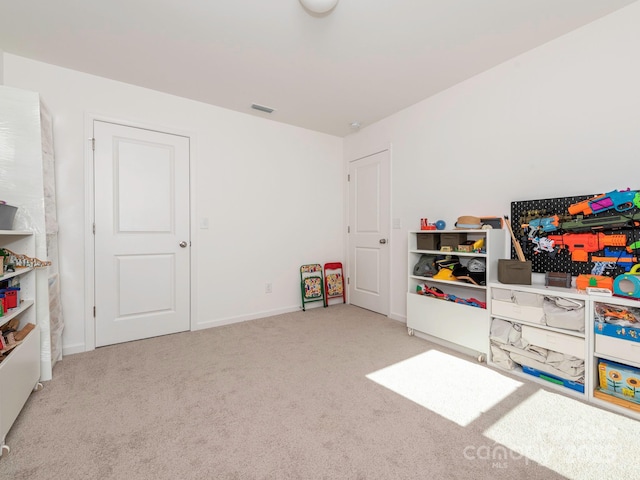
xmin=595 ymin=335 xmax=640 ymax=364
xmin=492 ymin=288 xmax=513 ymax=302
xmin=491 ymin=300 xmax=545 ymax=325
xmin=513 ymin=291 xmax=544 ymax=307
xmin=521 ymin=325 xmax=584 ymax=359
xmin=543 ymin=296 xmax=585 ymax=332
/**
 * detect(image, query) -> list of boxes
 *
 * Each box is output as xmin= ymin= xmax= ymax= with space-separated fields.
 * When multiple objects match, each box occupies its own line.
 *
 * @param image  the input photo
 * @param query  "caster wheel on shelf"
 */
xmin=1 ymin=444 xmax=10 ymax=457
xmin=407 ymin=328 xmax=414 ymax=336
xmin=477 ymin=354 xmax=486 ymax=363
xmin=33 ymin=382 xmax=43 ymax=392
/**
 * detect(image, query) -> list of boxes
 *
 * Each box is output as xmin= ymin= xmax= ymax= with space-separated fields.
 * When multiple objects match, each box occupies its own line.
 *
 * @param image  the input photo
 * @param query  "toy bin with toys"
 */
xmin=597 ymin=359 xmax=640 ymax=404
xmin=594 ymin=302 xmax=640 ymax=364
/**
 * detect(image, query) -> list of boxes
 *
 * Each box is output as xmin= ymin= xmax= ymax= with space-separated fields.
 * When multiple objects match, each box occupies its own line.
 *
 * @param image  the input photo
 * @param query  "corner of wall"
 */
xmin=0 ymin=50 xmax=4 ymax=85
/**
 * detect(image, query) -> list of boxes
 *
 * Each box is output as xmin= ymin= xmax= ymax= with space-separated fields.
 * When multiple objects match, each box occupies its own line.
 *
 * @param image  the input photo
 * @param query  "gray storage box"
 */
xmin=498 ymin=259 xmax=532 ymax=285
xmin=0 ymin=203 xmax=17 ymax=230
xmin=417 ymin=233 xmax=439 ymax=250
xmin=440 ymin=232 xmax=467 ymax=248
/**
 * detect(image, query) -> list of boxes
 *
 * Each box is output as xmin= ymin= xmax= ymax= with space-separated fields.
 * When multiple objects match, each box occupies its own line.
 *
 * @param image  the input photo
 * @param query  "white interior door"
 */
xmin=94 ymin=121 xmax=190 ymax=347
xmin=348 ymin=150 xmax=390 ymax=315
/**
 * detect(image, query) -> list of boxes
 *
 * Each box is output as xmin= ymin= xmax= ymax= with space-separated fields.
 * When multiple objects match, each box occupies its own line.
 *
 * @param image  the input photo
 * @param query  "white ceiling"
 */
xmin=0 ymin=0 xmax=636 ymax=137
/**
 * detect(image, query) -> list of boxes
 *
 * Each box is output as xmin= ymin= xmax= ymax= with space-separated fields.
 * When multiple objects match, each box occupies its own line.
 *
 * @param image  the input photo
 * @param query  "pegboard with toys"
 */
xmin=510 ymin=188 xmax=640 ymax=281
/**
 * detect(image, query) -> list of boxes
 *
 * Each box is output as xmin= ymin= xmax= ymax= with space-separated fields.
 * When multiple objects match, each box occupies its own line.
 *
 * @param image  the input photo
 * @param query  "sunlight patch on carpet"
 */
xmin=484 ymin=389 xmax=640 ymax=479
xmin=366 ymin=350 xmax=523 ymax=426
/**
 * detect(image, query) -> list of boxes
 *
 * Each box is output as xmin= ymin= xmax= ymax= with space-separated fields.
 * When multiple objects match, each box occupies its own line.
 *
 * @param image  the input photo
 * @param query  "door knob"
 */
xmin=179 ymin=241 xmax=188 ymax=248
xmin=379 ymin=239 xmax=387 ymax=244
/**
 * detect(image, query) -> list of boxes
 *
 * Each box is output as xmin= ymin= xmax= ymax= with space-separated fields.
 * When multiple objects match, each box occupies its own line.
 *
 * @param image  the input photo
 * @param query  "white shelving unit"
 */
xmin=0 ymin=230 xmax=42 ymax=457
xmin=488 ymin=281 xmax=640 ymax=420
xmin=0 ymin=85 xmax=61 ymax=381
xmin=407 ymin=229 xmax=508 ymax=357
xmin=590 ymin=294 xmax=640 ymax=419
xmin=488 ymin=282 xmax=589 ymax=399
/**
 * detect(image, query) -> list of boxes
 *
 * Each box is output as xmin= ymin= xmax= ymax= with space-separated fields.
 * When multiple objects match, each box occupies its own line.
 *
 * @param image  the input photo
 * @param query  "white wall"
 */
xmin=344 ymin=2 xmax=640 ymax=321
xmin=3 ymin=54 xmax=344 ymax=354
xmin=4 ymin=2 xmax=640 ymax=351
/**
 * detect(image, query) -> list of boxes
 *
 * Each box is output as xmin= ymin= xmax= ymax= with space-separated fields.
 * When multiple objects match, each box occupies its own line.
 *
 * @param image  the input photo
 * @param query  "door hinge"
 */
xmin=347 ymin=226 xmax=350 ymax=234
xmin=347 ymin=277 xmax=350 ymax=285
xmin=92 ymin=223 xmax=95 ymax=234
xmin=91 ymin=137 xmax=95 ymax=151
xmin=93 ymin=306 xmax=96 ymax=317
xmin=347 ymin=174 xmax=350 ymax=182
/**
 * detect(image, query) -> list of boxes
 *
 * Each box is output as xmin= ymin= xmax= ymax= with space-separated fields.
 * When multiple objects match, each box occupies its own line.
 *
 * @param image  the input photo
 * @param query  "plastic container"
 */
xmin=522 ymin=365 xmax=585 ymax=393
xmin=0 ymin=288 xmax=18 ymax=309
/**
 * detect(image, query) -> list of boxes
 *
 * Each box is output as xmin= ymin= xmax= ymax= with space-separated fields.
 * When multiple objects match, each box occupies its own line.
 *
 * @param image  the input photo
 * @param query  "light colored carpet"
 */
xmin=1 ymin=305 xmax=635 ymax=479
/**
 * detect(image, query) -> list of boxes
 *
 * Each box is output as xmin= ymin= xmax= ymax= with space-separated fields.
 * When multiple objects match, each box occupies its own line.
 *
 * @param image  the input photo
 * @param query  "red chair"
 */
xmin=324 ymin=262 xmax=346 ymax=306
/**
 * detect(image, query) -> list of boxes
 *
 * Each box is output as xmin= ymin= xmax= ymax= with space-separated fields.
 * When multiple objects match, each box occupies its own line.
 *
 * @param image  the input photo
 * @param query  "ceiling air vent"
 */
xmin=251 ymin=103 xmax=275 ymax=114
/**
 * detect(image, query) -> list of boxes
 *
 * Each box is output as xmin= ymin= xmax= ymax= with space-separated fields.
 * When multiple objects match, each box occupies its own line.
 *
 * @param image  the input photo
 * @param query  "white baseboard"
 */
xmin=388 ymin=312 xmax=406 ymax=323
xmin=62 ymin=343 xmax=87 ymax=356
xmin=62 ymin=304 xmax=396 ymax=354
xmin=193 ymin=305 xmax=301 ymax=331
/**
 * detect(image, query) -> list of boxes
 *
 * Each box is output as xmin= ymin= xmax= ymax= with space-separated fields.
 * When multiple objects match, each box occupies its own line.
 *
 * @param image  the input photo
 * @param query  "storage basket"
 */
xmin=543 ymin=296 xmax=585 ymax=332
xmin=0 ymin=203 xmax=17 ymax=230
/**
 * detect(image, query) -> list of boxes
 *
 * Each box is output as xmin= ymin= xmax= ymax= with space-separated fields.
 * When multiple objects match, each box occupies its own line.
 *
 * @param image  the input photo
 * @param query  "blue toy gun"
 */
xmin=526 ymin=215 xmax=560 ymax=237
xmin=591 ymin=247 xmax=638 ymax=272
xmin=568 ymin=188 xmax=638 ymax=216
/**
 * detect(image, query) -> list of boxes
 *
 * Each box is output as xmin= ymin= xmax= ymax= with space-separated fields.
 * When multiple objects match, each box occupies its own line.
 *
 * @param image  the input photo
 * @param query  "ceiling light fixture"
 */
xmin=350 ymin=121 xmax=361 ymax=131
xmin=299 ymin=0 xmax=339 ymax=14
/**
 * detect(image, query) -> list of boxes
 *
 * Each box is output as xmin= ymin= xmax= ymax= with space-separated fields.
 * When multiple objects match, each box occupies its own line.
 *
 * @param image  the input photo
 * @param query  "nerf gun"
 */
xmin=591 ymin=247 xmax=638 ymax=272
xmin=525 ymin=215 xmax=560 ymax=238
xmin=525 ymin=211 xmax=640 ymax=237
xmin=560 ymin=212 xmax=640 ymax=232
xmin=568 ymin=188 xmax=638 ymax=216
xmin=547 ymin=232 xmax=627 ymax=261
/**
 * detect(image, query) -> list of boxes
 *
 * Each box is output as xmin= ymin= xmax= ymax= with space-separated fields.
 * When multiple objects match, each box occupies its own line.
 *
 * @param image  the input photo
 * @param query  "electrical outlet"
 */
xmin=265 ymin=283 xmax=272 ymax=294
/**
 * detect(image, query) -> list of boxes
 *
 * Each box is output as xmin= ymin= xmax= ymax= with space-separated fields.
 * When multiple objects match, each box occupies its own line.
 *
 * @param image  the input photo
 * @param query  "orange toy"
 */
xmin=576 ymin=274 xmax=614 ymax=291
xmin=547 ymin=233 xmax=627 ymax=262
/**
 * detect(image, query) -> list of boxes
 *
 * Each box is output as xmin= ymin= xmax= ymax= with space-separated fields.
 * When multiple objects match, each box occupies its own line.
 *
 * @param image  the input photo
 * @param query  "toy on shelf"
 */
xmin=420 ymin=218 xmax=437 ymax=230
xmin=413 ymin=254 xmax=437 ymax=277
xmin=0 ymin=247 xmax=51 ymax=269
xmin=456 ymin=238 xmax=485 ymax=253
xmin=595 ymin=303 xmax=640 ymax=324
xmin=455 ymin=216 xmax=482 ymax=229
xmin=576 ymin=274 xmax=614 ymax=292
xmin=416 ymin=284 xmax=447 ymax=299
xmin=478 ymin=217 xmax=503 ymax=229
xmin=545 ymin=271 xmax=572 ymax=288
xmin=613 ymin=264 xmax=640 ymax=299
xmin=415 ymin=283 xmax=486 ymax=308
